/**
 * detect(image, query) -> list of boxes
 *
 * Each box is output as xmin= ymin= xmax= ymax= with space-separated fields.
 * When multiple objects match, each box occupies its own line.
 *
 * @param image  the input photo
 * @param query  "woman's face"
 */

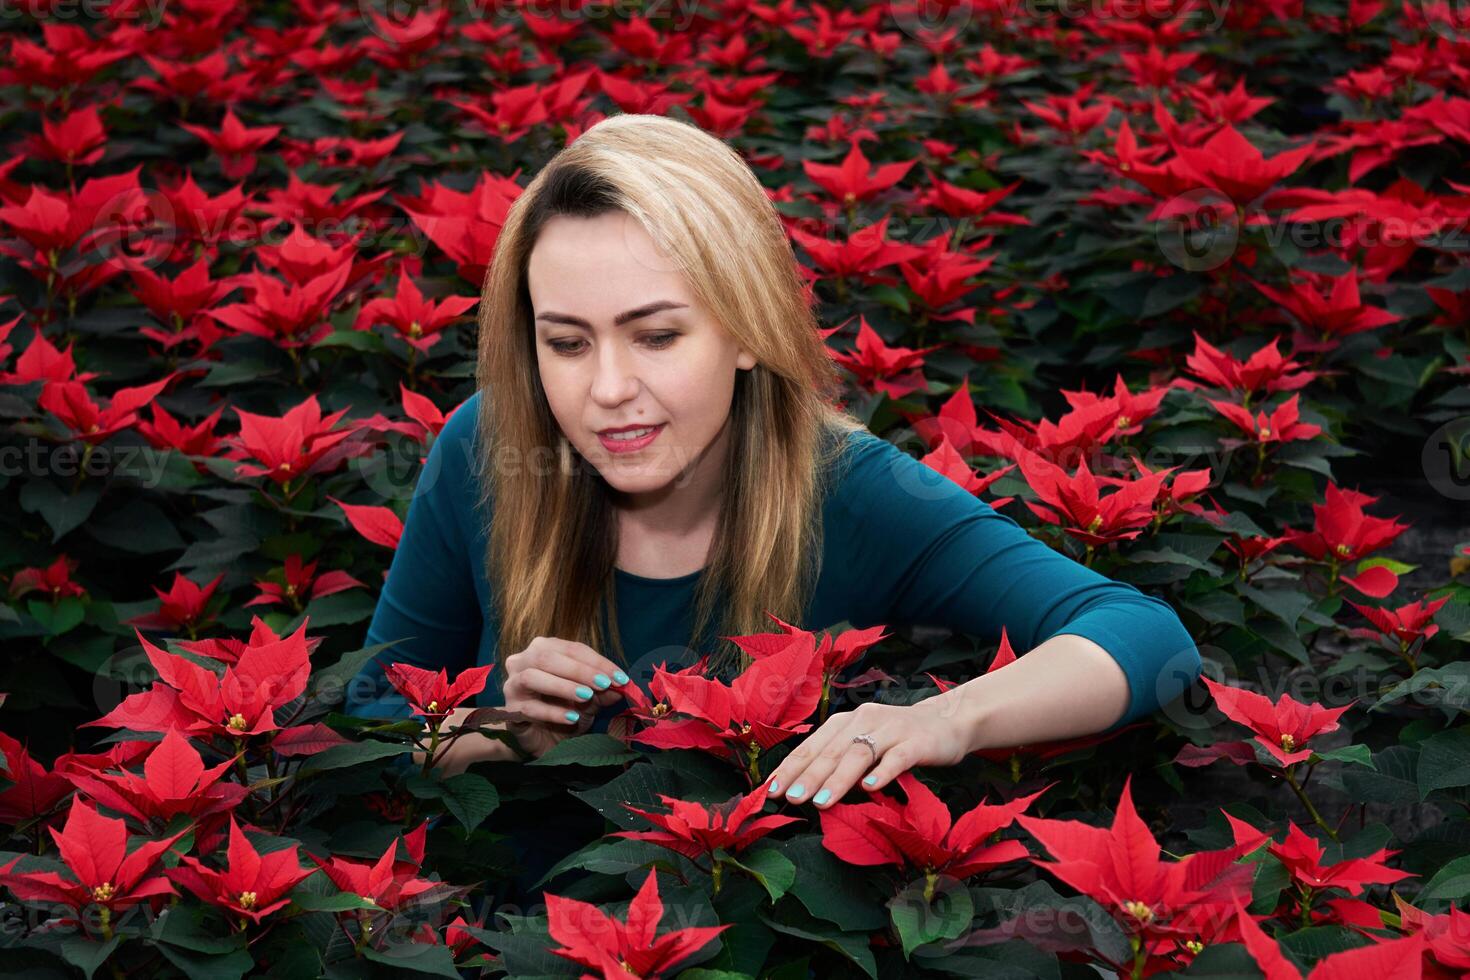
xmin=527 ymin=211 xmax=757 ymax=506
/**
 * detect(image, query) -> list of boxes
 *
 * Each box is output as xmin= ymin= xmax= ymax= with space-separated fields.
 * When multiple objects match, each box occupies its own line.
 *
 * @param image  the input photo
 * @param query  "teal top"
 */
xmin=350 ymin=390 xmax=1201 ymax=735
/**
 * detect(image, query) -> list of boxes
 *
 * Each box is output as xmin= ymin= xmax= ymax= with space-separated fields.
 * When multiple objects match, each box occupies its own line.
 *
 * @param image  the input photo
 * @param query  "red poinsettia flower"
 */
xmin=0 ymin=730 xmax=73 ymax=828
xmin=178 ymin=108 xmax=281 ymax=181
xmin=1208 ymin=393 xmax=1323 ymax=446
xmin=824 ymin=314 xmax=941 ymax=400
xmin=125 ymin=570 xmax=225 ymax=635
xmin=65 ymin=727 xmax=248 ymax=830
xmin=727 ymin=614 xmax=890 ymax=715
xmin=1345 ymin=594 xmax=1450 ymax=658
xmin=353 ymin=267 xmax=478 ymax=353
xmin=545 ymin=868 xmax=731 ymax=978
xmin=0 ymin=798 xmax=187 ymax=918
xmin=1178 ymin=677 xmax=1354 ymax=769
xmin=631 ymin=629 xmax=824 ymax=776
xmin=175 ymin=614 xmax=326 ymax=666
xmin=917 ymin=436 xmax=1016 ymax=510
xmin=246 ymin=554 xmax=364 ymax=610
xmin=85 ymin=622 xmax=312 ymax=740
xmin=820 ymin=771 xmax=1044 ymax=882
xmin=383 ymin=662 xmax=495 ymax=723
xmin=1016 ymin=776 xmax=1271 ymax=964
xmin=228 ymin=395 xmax=363 ymax=486
xmin=612 ymin=787 xmax=803 ymax=862
xmin=1233 ymin=893 xmax=1426 ymax=980
xmin=1284 ymin=482 xmax=1409 ymax=580
xmin=1251 ymin=269 xmax=1398 ymax=348
xmin=39 ymin=375 xmax=175 ymax=446
xmin=802 ymin=139 xmax=916 ymax=205
xmin=207 ymin=265 xmax=353 ymax=349
xmin=8 ymin=554 xmax=86 ymax=602
xmin=1182 ymin=333 xmax=1318 ymax=399
xmin=136 ymin=403 xmax=227 ymax=457
xmin=308 ymin=820 xmax=441 ymax=912
xmin=1015 ymin=447 xmax=1169 ymax=547
xmin=1223 ymin=814 xmax=1415 ymax=905
xmin=169 ymin=816 xmax=316 ymax=925
xmin=1393 ymin=894 xmax=1470 ymax=977
xmin=1169 ymin=123 xmax=1316 ymax=208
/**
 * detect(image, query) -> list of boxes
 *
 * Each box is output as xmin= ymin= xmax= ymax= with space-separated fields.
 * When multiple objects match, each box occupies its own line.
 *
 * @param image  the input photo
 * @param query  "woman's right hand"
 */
xmin=500 ymin=636 xmax=629 ymax=759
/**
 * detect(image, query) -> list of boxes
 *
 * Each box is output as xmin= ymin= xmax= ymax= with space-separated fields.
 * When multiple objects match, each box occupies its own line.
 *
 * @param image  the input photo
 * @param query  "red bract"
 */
xmin=1185 ymin=677 xmax=1353 ymax=768
xmin=1170 ymin=124 xmax=1316 ymax=207
xmin=802 ymin=140 xmax=916 ymax=205
xmin=545 ymin=867 xmax=731 ymax=978
xmin=228 ymin=395 xmax=359 ymax=485
xmin=169 ymin=816 xmax=316 ymax=925
xmin=919 ymin=436 xmax=1016 ymax=510
xmin=65 ymin=727 xmax=248 ymax=829
xmin=0 ymin=731 xmax=72 ymax=827
xmin=788 ymin=217 xmax=926 ymax=286
xmin=207 ymin=265 xmax=352 ymax=349
xmin=125 ymin=570 xmax=225 ymax=634
xmin=399 ymin=171 xmax=522 ymax=286
xmin=383 ymin=662 xmax=494 ymax=722
xmin=8 ymin=554 xmax=85 ymax=601
xmin=1346 ymin=594 xmax=1451 ymax=654
xmin=1233 ymin=894 xmax=1426 ymax=980
xmin=308 ymin=820 xmax=441 ymax=911
xmin=178 ymin=108 xmax=281 ymax=181
xmin=1015 ymin=447 xmax=1168 ymax=547
xmin=820 ymin=772 xmax=1044 ymax=881
xmin=1252 ymin=269 xmax=1399 ymax=347
xmin=1182 ymin=333 xmax=1318 ymax=398
xmin=1225 ymin=816 xmax=1415 ymax=899
xmin=246 ymin=554 xmax=364 ymax=610
xmin=1208 ymin=393 xmax=1322 ymax=446
xmin=631 ymin=628 xmax=823 ymax=772
xmin=85 ymin=622 xmax=312 ymax=739
xmin=0 ymin=798 xmax=185 ymax=918
xmin=177 ymin=614 xmax=325 ymax=665
xmin=353 ymin=267 xmax=478 ymax=353
xmin=39 ymin=375 xmax=174 ymax=445
xmin=1016 ymin=776 xmax=1271 ymax=955
xmin=136 ymin=403 xmax=227 ymax=456
xmin=1284 ymin=482 xmax=1409 ymax=566
xmin=824 ymin=314 xmax=941 ymax=399
xmin=330 ymin=497 xmax=404 ymax=550
xmin=1393 ymin=894 xmax=1470 ymax=977
xmin=612 ymin=788 xmax=803 ymax=861
xmin=730 ymin=613 xmax=889 ymax=682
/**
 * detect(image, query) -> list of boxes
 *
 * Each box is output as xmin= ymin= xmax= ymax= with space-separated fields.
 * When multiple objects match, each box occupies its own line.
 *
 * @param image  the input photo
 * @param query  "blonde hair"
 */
xmin=474 ymin=112 xmax=866 ymax=684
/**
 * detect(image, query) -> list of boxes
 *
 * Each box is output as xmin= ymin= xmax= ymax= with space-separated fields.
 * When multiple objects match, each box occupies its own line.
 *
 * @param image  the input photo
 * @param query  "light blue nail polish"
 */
xmin=813 ymin=789 xmax=831 ymax=806
xmin=612 ymin=670 xmax=629 ymax=685
xmin=574 ymin=685 xmax=594 ymax=700
xmin=786 ymin=783 xmax=804 ymax=800
xmin=768 ymin=779 xmax=780 ymax=794
xmin=594 ymin=674 xmax=612 ymax=689
xmin=863 ymin=775 xmax=877 ymax=786
xmin=564 ymin=710 xmax=580 ymax=723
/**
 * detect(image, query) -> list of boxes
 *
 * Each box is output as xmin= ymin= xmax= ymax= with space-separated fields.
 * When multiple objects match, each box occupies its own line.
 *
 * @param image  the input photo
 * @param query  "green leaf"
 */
xmin=28 ymin=597 xmax=85 ymax=637
xmin=720 ymin=845 xmax=796 ymax=903
xmin=426 ymin=771 xmax=499 ymax=834
xmin=528 ymin=733 xmax=637 ymax=767
xmin=59 ymin=936 xmax=120 ymax=980
xmin=569 ymin=763 xmax=680 ymax=831
xmin=311 ymin=641 xmax=400 ymax=702
xmin=316 ymin=329 xmax=387 ymax=353
xmin=533 ymin=838 xmax=674 ymax=889
xmin=1416 ymin=855 xmax=1470 ymax=911
xmin=760 ymin=912 xmax=877 ymax=979
xmin=295 ymin=740 xmax=410 ymax=775
xmin=86 ymin=498 xmax=187 ymax=554
xmin=775 ymin=836 xmax=887 ymax=931
xmin=1237 ymin=583 xmax=1313 ymax=631
xmin=361 ymin=942 xmax=462 ymax=977
xmin=1312 ymin=745 xmax=1374 ymax=769
xmin=1416 ymin=727 xmax=1470 ymax=800
xmin=288 ymin=889 xmax=381 ymax=912
xmin=153 ymin=942 xmax=254 ymax=980
xmin=1356 ymin=557 xmax=1418 ymax=576
xmin=1375 ymin=664 xmax=1470 ymax=716
xmin=888 ymin=875 xmax=974 ymax=959
xmin=20 ymin=481 xmax=101 ymax=542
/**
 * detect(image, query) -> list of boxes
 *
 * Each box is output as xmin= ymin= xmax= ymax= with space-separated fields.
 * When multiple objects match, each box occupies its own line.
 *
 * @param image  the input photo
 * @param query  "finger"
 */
xmin=767 ymin=718 xmax=851 ymax=805
xmin=857 ymin=740 xmax=917 ymax=792
xmin=808 ymin=731 xmax=890 ymax=809
xmin=543 ymin=639 xmax=632 ymax=689
xmin=504 ymin=669 xmax=593 ymax=727
xmin=512 ymin=665 xmax=614 ymax=710
xmin=524 ymin=646 xmax=630 ymax=697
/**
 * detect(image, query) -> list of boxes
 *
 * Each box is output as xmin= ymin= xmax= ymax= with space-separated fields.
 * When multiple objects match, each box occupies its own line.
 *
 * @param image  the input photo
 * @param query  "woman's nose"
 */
xmin=589 ymin=342 xmax=641 ymax=403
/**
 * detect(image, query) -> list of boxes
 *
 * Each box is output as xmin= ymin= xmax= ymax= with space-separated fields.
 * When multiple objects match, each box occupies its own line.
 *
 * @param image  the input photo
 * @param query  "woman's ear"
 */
xmin=736 ymin=349 xmax=757 ymax=371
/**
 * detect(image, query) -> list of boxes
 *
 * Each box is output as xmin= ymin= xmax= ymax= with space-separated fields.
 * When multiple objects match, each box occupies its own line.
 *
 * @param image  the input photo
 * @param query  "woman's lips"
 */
xmin=597 ymin=423 xmax=665 ymax=454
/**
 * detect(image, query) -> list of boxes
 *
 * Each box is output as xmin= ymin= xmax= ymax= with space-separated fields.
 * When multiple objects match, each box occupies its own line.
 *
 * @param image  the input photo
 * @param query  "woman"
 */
xmin=351 ymin=112 xmax=1201 ymax=866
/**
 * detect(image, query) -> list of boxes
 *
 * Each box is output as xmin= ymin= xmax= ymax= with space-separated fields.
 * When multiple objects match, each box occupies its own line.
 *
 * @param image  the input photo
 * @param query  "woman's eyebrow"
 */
xmin=535 ymin=300 xmax=689 ymax=329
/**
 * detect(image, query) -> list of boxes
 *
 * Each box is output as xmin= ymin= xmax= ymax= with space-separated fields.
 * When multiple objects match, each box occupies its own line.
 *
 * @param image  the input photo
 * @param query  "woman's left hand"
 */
xmin=762 ymin=694 xmax=978 ymax=809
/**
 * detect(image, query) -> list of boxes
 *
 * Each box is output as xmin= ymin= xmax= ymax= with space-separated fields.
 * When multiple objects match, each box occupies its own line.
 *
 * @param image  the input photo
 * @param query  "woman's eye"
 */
xmin=547 ymin=334 xmax=678 ymax=356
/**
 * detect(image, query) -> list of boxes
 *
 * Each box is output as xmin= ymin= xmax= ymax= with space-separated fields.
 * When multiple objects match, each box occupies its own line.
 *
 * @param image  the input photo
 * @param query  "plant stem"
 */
xmin=1283 ymin=764 xmax=1338 ymax=842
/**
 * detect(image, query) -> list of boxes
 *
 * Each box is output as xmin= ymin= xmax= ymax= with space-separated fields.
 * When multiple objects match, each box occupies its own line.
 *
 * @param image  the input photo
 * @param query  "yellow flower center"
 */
xmin=425 ymin=700 xmax=439 ymax=713
xmin=280 ymin=462 xmax=292 ymax=473
xmin=1259 ymin=427 xmax=1271 ymax=439
xmin=1115 ymin=415 xmax=1131 ymax=429
xmin=1087 ymin=514 xmax=1104 ymax=532
xmin=651 ymin=702 xmax=669 ymax=716
xmin=408 ymin=320 xmax=422 ymax=337
xmin=93 ymin=882 xmax=115 ymax=902
xmin=1334 ymin=544 xmax=1351 ymax=558
xmin=1185 ymin=939 xmax=1204 ymax=954
xmin=1280 ymin=733 xmax=1296 ymax=752
xmin=284 ymin=583 xmax=296 ymax=596
xmin=1123 ymin=899 xmax=1153 ymax=922
xmin=227 ymin=713 xmax=249 ymax=732
xmin=238 ymin=891 xmax=257 ymax=909
xmin=620 ymin=960 xmax=636 ymax=974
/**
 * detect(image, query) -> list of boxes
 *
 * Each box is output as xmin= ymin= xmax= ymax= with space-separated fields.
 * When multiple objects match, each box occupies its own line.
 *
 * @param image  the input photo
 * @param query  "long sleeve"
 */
xmin=350 ymin=396 xmax=484 ymax=720
xmin=831 ymin=431 xmax=1202 ymax=729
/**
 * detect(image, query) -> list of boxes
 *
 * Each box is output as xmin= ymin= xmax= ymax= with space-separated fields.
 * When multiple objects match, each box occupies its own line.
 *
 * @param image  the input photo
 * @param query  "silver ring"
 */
xmin=851 ymin=732 xmax=878 ymax=762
